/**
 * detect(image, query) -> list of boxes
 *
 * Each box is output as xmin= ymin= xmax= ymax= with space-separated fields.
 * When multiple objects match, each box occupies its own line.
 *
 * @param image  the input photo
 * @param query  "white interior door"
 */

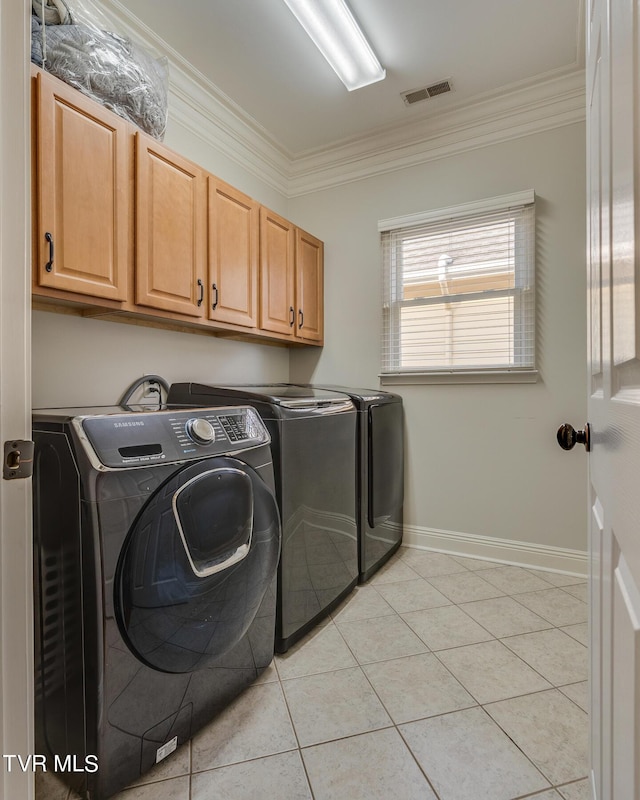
xmin=0 ymin=2 xmax=34 ymax=799
xmin=587 ymin=0 xmax=640 ymax=798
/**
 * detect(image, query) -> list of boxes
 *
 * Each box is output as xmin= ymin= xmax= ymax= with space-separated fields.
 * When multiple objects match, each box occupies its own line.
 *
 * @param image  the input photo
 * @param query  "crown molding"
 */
xmin=287 ymin=67 xmax=586 ymax=195
xmin=101 ymin=1 xmax=292 ymax=195
xmin=167 ymin=68 xmax=291 ymax=196
xmin=101 ymin=2 xmax=585 ymax=199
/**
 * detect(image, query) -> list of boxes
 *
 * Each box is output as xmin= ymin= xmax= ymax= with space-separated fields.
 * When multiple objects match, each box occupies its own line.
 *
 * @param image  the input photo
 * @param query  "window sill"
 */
xmin=380 ymin=369 xmax=539 ymax=385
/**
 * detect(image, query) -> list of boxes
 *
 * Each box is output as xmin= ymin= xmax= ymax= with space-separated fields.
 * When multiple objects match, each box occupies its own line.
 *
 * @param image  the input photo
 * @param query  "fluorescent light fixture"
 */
xmin=282 ymin=0 xmax=386 ymax=91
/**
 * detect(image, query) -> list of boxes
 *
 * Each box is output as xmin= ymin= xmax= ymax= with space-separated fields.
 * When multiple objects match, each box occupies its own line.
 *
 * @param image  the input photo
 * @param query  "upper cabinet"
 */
xmin=135 ymin=133 xmax=207 ymax=318
xmin=33 ymin=69 xmax=130 ymax=301
xmin=259 ymin=207 xmax=296 ymax=337
xmin=31 ymin=67 xmax=323 ymax=347
xmin=295 ymin=227 xmax=324 ymax=343
xmin=209 ymin=179 xmax=259 ymax=329
xmin=259 ymin=209 xmax=324 ymax=345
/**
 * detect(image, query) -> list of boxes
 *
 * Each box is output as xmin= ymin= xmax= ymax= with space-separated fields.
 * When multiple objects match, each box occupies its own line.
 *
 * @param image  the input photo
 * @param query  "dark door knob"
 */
xmin=557 ymin=423 xmax=591 ymax=452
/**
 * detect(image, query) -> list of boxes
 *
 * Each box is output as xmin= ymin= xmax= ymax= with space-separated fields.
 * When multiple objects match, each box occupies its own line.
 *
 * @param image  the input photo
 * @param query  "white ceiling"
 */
xmin=121 ymin=0 xmax=584 ymax=157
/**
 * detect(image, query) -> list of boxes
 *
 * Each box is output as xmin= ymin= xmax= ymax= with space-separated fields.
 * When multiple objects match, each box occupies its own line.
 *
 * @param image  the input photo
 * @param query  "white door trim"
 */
xmin=0 ymin=1 xmax=34 ymax=798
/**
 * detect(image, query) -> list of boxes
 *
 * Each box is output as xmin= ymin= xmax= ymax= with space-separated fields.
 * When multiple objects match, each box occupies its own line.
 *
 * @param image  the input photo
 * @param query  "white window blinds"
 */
xmin=380 ymin=191 xmax=535 ymax=378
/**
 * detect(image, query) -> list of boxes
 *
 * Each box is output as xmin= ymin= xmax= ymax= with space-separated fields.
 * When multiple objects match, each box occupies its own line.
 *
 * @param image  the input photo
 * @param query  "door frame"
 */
xmin=0 ymin=1 xmax=34 ymax=798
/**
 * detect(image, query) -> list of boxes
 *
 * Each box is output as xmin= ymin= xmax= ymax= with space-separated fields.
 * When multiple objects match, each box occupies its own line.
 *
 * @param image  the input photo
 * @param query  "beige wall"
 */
xmin=290 ymin=123 xmax=588 ymax=555
xmin=31 ymin=310 xmax=289 ymax=407
xmin=32 ymin=117 xmax=290 ymax=408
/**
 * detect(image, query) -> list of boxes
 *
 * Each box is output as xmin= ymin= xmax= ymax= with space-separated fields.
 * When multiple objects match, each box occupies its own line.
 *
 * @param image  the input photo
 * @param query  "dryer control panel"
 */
xmin=76 ymin=406 xmax=269 ymax=469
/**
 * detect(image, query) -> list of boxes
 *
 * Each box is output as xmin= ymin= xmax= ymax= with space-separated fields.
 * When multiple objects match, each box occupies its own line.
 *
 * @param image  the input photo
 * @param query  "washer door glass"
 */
xmin=115 ymin=457 xmax=280 ymax=673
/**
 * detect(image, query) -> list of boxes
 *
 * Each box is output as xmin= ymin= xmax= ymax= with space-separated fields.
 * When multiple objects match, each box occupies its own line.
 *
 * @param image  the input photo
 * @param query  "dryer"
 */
xmin=32 ymin=405 xmax=280 ymax=800
xmin=167 ymin=383 xmax=358 ymax=652
xmin=294 ymin=386 xmax=404 ymax=582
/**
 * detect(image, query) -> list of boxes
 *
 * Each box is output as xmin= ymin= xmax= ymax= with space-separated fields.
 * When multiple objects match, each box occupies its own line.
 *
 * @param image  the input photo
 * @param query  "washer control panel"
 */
xmin=78 ymin=406 xmax=269 ymax=468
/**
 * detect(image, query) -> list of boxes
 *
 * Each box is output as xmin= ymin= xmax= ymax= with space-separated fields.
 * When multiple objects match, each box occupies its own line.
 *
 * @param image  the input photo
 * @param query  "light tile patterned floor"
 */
xmin=39 ymin=547 xmax=591 ymax=800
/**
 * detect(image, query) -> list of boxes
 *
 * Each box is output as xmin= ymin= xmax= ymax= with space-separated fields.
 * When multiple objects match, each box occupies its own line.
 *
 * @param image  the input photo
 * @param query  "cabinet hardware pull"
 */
xmin=212 ymin=283 xmax=219 ymax=310
xmin=45 ymin=232 xmax=54 ymax=272
xmin=289 ymin=306 xmax=295 ymax=327
xmin=197 ymin=279 xmax=204 ymax=306
xmin=298 ymin=309 xmax=304 ymax=328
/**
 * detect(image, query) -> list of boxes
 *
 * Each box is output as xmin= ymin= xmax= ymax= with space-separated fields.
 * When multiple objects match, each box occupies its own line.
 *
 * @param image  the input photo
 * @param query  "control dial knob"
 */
xmin=185 ymin=417 xmax=215 ymax=445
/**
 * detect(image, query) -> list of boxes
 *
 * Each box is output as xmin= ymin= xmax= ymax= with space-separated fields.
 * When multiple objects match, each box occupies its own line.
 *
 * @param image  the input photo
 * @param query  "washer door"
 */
xmin=115 ymin=457 xmax=280 ymax=674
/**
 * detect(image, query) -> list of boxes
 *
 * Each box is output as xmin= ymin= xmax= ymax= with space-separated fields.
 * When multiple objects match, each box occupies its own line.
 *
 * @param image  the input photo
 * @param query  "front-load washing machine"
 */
xmin=32 ymin=405 xmax=280 ymax=800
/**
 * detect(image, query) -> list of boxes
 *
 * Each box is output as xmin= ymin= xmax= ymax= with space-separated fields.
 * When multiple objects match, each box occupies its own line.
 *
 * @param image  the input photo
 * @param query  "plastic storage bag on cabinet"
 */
xmin=31 ymin=0 xmax=169 ymax=140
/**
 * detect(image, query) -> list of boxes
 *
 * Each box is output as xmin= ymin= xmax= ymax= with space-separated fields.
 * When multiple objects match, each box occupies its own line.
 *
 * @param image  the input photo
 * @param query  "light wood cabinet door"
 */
xmin=135 ymin=134 xmax=206 ymax=317
xmin=34 ymin=71 xmax=130 ymax=300
xmin=259 ymin=207 xmax=295 ymax=336
xmin=209 ymin=179 xmax=258 ymax=328
xmin=295 ymin=227 xmax=324 ymax=343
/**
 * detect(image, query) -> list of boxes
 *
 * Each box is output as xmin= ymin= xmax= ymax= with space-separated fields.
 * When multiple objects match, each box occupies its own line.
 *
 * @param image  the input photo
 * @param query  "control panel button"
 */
xmin=219 ymin=414 xmax=247 ymax=442
xmin=185 ymin=417 xmax=215 ymax=445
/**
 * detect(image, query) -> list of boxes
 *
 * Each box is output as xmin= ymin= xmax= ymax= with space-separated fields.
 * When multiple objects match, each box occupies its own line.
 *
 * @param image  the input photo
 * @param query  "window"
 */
xmin=380 ymin=190 xmax=536 ymax=382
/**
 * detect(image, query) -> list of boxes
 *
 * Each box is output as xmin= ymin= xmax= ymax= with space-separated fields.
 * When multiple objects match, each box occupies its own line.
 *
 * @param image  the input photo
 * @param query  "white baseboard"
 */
xmin=402 ymin=524 xmax=588 ymax=577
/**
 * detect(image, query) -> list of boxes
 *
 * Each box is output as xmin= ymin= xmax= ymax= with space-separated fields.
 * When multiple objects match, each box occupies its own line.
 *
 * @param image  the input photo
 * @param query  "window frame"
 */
xmin=379 ymin=190 xmax=538 ymax=385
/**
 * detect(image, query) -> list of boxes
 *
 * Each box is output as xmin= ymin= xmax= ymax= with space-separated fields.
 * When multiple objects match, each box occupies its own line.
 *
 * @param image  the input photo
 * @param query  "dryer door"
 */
xmin=115 ymin=456 xmax=280 ymax=673
xmin=368 ymin=402 xmax=404 ymax=527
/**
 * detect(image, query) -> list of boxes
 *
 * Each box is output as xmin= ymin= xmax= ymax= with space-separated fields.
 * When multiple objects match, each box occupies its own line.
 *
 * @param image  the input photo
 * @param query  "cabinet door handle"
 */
xmin=289 ymin=306 xmax=295 ymax=327
xmin=298 ymin=309 xmax=304 ymax=329
xmin=212 ymin=283 xmax=219 ymax=311
xmin=44 ymin=232 xmax=54 ymax=273
xmin=197 ymin=279 xmax=204 ymax=307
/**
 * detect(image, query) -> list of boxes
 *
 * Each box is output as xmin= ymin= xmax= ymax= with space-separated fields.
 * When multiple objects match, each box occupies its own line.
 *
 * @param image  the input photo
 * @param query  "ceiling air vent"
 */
xmin=402 ymin=79 xmax=453 ymax=106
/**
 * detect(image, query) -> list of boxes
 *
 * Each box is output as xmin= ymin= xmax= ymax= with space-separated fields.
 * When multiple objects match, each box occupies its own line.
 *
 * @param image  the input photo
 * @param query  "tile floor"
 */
xmin=39 ymin=547 xmax=591 ymax=800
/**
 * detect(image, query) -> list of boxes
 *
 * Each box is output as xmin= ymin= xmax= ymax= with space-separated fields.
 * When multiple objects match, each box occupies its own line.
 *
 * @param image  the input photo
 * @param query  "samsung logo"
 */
xmin=114 ymin=421 xmax=145 ymax=428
